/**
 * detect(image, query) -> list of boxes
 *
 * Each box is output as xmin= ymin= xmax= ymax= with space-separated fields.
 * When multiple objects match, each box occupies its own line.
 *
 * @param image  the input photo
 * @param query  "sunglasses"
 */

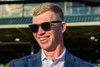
xmin=29 ymin=20 xmax=62 ymax=33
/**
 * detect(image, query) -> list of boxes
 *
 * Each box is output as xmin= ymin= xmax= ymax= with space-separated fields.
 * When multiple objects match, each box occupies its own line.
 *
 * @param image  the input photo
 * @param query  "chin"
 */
xmin=41 ymin=45 xmax=51 ymax=50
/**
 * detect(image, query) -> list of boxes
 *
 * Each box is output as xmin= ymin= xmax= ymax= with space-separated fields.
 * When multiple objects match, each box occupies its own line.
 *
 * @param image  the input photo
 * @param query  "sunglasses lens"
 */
xmin=41 ymin=23 xmax=51 ymax=31
xmin=29 ymin=24 xmax=38 ymax=33
xmin=29 ymin=22 xmax=51 ymax=33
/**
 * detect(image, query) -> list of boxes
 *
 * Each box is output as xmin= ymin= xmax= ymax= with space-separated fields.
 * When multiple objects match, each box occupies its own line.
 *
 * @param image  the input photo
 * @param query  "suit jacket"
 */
xmin=9 ymin=50 xmax=94 ymax=67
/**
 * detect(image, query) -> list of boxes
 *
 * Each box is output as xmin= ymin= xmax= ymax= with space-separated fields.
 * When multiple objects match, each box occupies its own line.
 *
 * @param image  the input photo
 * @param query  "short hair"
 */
xmin=33 ymin=2 xmax=64 ymax=21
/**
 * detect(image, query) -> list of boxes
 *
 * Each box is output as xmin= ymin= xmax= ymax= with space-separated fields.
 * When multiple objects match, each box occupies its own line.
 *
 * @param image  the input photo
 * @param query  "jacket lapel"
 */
xmin=64 ymin=51 xmax=79 ymax=67
xmin=28 ymin=51 xmax=42 ymax=67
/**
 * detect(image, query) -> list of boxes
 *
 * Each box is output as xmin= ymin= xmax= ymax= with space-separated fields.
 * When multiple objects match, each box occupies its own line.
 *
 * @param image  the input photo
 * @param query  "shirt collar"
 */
xmin=41 ymin=48 xmax=67 ymax=61
xmin=41 ymin=49 xmax=47 ymax=61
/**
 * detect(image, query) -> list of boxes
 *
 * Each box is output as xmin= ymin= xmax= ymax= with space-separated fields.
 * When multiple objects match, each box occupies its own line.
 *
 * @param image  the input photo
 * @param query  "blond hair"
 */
xmin=33 ymin=2 xmax=64 ymax=21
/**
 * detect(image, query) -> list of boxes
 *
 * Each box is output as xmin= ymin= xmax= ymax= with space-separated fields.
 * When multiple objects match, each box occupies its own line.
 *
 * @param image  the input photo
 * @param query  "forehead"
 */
xmin=32 ymin=11 xmax=56 ymax=24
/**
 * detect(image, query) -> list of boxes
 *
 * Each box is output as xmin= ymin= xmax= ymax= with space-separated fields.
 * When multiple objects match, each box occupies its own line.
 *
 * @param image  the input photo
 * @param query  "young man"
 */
xmin=9 ymin=2 xmax=94 ymax=67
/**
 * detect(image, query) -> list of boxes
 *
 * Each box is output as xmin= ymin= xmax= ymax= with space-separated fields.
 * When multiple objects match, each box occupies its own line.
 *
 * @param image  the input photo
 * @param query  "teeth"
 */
xmin=39 ymin=37 xmax=47 ymax=40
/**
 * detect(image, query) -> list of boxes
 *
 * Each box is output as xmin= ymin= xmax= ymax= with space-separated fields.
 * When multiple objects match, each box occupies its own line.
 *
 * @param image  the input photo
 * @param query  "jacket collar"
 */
xmin=28 ymin=50 xmax=78 ymax=67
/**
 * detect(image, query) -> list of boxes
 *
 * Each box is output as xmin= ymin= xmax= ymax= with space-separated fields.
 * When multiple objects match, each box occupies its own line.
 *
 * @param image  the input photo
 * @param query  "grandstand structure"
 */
xmin=0 ymin=1 xmax=100 ymax=67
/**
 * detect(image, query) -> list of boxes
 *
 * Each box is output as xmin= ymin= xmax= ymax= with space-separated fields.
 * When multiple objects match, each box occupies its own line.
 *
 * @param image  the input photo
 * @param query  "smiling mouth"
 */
xmin=39 ymin=36 xmax=49 ymax=41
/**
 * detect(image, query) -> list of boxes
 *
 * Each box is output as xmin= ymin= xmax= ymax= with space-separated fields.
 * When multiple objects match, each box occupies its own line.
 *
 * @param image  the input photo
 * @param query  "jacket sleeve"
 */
xmin=8 ymin=60 xmax=15 ymax=67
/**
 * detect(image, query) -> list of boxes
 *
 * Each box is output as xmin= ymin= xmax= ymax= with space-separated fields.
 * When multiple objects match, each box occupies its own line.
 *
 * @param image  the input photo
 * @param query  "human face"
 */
xmin=32 ymin=11 xmax=65 ymax=51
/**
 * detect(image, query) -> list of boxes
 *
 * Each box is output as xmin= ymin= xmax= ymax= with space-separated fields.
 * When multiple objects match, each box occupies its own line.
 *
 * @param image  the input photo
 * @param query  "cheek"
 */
xmin=54 ymin=26 xmax=61 ymax=34
xmin=54 ymin=28 xmax=62 ymax=39
xmin=33 ymin=33 xmax=35 ymax=37
xmin=47 ymin=31 xmax=55 ymax=41
xmin=50 ymin=30 xmax=58 ymax=40
xmin=33 ymin=33 xmax=37 ymax=39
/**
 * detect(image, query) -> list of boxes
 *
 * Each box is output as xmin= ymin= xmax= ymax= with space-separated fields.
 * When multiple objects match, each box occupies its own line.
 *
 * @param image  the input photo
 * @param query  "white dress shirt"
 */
xmin=41 ymin=48 xmax=66 ymax=67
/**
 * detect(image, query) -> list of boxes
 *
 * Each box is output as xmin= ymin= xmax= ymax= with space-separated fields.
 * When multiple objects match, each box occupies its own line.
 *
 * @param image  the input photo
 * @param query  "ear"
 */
xmin=61 ymin=21 xmax=67 ymax=33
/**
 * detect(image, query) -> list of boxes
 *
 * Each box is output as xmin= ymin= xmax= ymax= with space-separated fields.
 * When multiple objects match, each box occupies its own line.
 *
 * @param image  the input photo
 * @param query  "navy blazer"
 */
xmin=9 ymin=51 xmax=94 ymax=67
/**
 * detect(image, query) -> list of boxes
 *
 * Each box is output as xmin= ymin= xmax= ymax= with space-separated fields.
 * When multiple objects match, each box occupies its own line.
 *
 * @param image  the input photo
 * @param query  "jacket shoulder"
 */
xmin=9 ymin=51 xmax=41 ymax=67
xmin=71 ymin=55 xmax=94 ymax=67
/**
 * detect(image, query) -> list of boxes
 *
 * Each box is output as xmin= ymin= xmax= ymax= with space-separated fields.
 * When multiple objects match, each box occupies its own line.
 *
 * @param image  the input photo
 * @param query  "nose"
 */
xmin=37 ymin=26 xmax=45 ymax=35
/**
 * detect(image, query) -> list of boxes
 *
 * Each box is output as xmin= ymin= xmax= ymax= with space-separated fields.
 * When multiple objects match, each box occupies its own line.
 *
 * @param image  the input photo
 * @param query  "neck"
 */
xmin=43 ymin=44 xmax=65 ymax=61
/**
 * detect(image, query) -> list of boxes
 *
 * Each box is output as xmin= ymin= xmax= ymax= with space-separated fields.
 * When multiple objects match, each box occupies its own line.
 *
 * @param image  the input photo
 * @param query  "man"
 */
xmin=9 ymin=2 xmax=94 ymax=67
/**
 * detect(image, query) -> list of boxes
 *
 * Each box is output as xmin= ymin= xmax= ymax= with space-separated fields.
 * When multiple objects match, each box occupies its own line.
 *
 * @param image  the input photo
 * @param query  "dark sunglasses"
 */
xmin=29 ymin=20 xmax=62 ymax=33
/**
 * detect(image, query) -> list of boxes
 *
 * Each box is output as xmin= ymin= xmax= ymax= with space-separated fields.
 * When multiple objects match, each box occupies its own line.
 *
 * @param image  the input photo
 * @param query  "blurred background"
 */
xmin=0 ymin=0 xmax=100 ymax=67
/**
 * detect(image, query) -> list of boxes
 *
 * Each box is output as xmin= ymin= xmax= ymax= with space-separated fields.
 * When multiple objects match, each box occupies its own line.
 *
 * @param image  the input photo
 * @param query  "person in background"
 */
xmin=9 ymin=2 xmax=94 ymax=67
